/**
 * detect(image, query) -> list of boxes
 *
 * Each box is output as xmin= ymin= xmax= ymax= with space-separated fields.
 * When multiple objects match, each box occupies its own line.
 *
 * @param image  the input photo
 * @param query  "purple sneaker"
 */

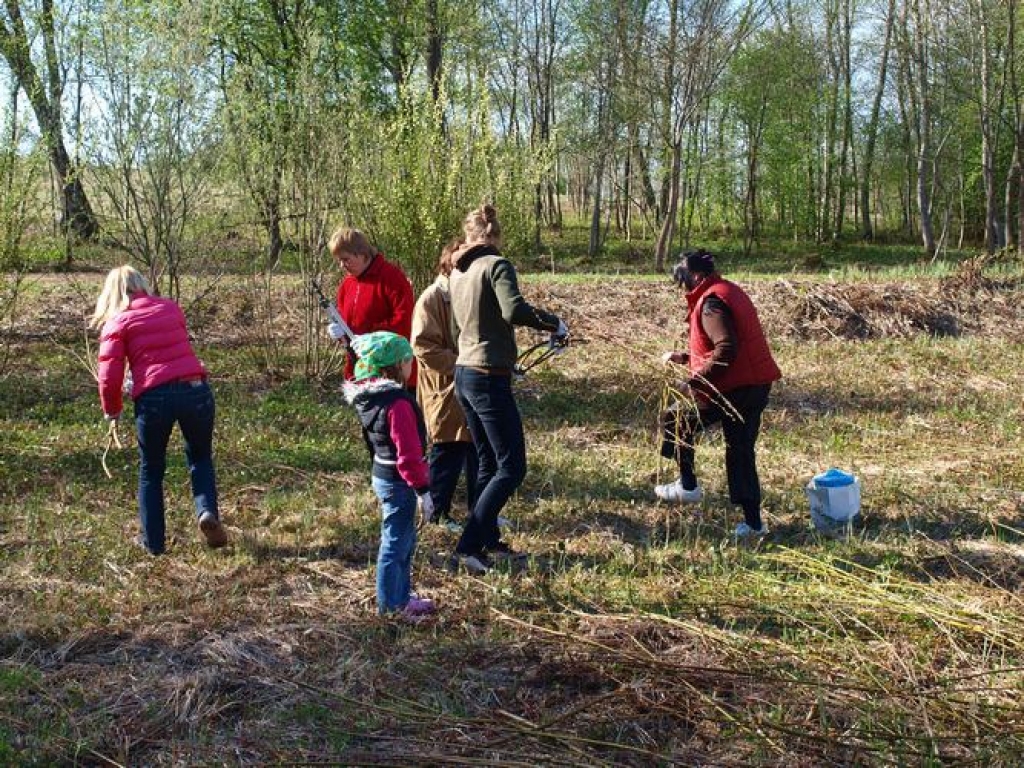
xmin=403 ymin=596 xmax=436 ymax=618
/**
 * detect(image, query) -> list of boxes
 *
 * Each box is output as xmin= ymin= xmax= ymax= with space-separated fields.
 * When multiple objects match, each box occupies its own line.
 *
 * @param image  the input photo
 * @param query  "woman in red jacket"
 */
xmin=328 ymin=227 xmax=417 ymax=389
xmin=91 ymin=266 xmax=227 ymax=555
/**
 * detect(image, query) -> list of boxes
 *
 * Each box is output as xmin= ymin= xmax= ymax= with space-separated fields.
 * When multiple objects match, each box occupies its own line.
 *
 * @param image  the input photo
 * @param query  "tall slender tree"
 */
xmin=0 ymin=0 xmax=98 ymax=241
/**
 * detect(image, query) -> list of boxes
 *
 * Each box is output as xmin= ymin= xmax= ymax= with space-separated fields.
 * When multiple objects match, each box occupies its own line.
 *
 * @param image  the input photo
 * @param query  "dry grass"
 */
xmin=1 ymin=267 xmax=1023 ymax=764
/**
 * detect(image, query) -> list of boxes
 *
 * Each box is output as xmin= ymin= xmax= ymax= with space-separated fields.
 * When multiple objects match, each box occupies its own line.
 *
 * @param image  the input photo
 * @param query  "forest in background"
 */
xmin=2 ymin=0 xmax=1024 ymax=293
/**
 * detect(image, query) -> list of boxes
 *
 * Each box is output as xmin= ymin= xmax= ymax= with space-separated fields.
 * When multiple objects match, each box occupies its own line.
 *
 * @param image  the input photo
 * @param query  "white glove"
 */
xmin=662 ymin=350 xmax=686 ymax=365
xmin=104 ymin=412 xmax=121 ymax=423
xmin=122 ymin=373 xmax=133 ymax=395
xmin=327 ymin=322 xmax=348 ymax=342
xmin=552 ymin=319 xmax=569 ymax=341
xmin=418 ymin=491 xmax=435 ymax=523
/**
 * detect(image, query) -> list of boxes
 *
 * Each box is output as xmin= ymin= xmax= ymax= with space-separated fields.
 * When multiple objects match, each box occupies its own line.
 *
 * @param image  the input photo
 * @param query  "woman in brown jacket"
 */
xmin=411 ymin=240 xmax=478 ymax=532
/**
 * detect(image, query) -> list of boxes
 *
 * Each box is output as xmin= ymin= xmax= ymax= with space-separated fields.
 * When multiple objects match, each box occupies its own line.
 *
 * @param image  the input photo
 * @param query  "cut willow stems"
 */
xmin=101 ymin=419 xmax=123 ymax=479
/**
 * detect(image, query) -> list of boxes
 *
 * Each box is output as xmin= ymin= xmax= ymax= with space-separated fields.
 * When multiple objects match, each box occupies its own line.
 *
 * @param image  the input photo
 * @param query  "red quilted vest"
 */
xmin=687 ymin=275 xmax=781 ymax=394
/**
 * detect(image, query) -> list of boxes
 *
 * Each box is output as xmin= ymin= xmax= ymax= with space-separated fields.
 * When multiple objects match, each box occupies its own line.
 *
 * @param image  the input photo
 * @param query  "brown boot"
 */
xmin=198 ymin=511 xmax=228 ymax=548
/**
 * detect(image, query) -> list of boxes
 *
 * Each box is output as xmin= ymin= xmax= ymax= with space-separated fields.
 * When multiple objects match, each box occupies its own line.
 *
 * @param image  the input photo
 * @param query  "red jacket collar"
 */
xmin=354 ymin=253 xmax=383 ymax=281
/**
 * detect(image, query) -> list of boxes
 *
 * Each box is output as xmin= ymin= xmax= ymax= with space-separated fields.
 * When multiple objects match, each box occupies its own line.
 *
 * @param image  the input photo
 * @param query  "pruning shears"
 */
xmin=311 ymin=277 xmax=354 ymax=341
xmin=514 ymin=331 xmax=569 ymax=378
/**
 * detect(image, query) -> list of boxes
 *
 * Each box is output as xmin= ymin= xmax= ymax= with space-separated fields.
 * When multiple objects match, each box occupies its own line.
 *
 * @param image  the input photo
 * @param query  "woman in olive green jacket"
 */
xmin=411 ymin=241 xmax=478 ymax=530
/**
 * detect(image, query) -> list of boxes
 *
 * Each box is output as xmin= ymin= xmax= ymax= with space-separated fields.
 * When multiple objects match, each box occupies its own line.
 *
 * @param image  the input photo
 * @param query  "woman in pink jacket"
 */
xmin=91 ymin=265 xmax=227 ymax=555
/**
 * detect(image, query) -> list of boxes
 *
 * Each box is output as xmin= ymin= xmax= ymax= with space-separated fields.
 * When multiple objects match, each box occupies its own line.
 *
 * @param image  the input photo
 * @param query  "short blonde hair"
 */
xmin=462 ymin=204 xmax=501 ymax=247
xmin=90 ymin=265 xmax=150 ymax=329
xmin=328 ymin=227 xmax=377 ymax=259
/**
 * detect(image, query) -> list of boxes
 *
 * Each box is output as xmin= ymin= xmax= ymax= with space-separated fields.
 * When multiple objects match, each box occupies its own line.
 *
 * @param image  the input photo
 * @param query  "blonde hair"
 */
xmin=462 ymin=204 xmax=501 ymax=247
xmin=328 ymin=227 xmax=377 ymax=259
xmin=90 ymin=265 xmax=150 ymax=329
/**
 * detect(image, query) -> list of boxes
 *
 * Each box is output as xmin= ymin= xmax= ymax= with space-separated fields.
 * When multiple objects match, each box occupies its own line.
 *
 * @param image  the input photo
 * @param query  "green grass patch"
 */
xmin=2 ymin=268 xmax=1023 ymax=763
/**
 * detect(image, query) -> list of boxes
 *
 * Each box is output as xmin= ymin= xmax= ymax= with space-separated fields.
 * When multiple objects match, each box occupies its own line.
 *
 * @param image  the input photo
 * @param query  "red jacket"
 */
xmin=337 ymin=254 xmax=417 ymax=386
xmin=97 ymin=293 xmax=206 ymax=416
xmin=687 ymin=274 xmax=781 ymax=396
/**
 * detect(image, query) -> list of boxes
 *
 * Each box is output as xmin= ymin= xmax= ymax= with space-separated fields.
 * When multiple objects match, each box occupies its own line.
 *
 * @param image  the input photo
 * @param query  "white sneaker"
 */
xmin=452 ymin=552 xmax=491 ymax=574
xmin=654 ymin=480 xmax=703 ymax=503
xmin=734 ymin=522 xmax=768 ymax=539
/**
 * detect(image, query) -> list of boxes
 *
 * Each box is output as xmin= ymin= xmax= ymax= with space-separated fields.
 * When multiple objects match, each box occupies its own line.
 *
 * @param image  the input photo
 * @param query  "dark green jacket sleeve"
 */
xmin=490 ymin=259 xmax=559 ymax=331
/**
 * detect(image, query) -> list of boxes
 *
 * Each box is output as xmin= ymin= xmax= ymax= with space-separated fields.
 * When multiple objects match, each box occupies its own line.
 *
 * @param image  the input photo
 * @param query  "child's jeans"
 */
xmin=135 ymin=379 xmax=218 ymax=554
xmin=370 ymin=475 xmax=417 ymax=613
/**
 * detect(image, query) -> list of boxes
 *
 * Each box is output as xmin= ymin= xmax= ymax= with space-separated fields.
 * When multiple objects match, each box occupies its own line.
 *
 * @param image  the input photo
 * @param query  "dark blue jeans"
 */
xmin=429 ymin=441 xmax=479 ymax=518
xmin=454 ymin=367 xmax=526 ymax=554
xmin=134 ymin=380 xmax=218 ymax=554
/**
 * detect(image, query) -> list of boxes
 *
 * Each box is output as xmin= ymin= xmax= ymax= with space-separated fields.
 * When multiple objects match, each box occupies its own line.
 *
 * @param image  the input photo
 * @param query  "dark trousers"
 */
xmin=429 ymin=441 xmax=479 ymax=518
xmin=135 ymin=380 xmax=219 ymax=554
xmin=661 ymin=383 xmax=771 ymax=529
xmin=454 ymin=366 xmax=526 ymax=554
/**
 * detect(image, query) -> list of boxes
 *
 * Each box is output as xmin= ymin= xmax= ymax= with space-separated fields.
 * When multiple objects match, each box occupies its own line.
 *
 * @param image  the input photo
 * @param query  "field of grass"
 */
xmin=1 ymin=261 xmax=1023 ymax=764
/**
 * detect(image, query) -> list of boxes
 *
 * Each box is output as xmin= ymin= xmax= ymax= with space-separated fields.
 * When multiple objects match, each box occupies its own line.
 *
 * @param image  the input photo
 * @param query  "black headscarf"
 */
xmin=672 ymin=249 xmax=717 ymax=290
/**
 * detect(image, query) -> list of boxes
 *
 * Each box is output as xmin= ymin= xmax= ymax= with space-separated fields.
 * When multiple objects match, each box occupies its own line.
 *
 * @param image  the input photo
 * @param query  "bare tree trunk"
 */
xmin=911 ymin=0 xmax=936 ymax=256
xmin=978 ymin=0 xmax=1000 ymax=254
xmin=637 ymin=144 xmax=658 ymax=221
xmin=861 ymin=0 xmax=896 ymax=239
xmin=834 ymin=0 xmax=853 ymax=239
xmin=742 ymin=98 xmax=766 ymax=256
xmin=1004 ymin=0 xmax=1021 ymax=251
xmin=683 ymin=115 xmax=708 ymax=248
xmin=820 ymin=0 xmax=840 ymax=242
xmin=426 ymin=0 xmax=443 ymax=104
xmin=655 ymin=139 xmax=681 ymax=270
xmin=0 ymin=0 xmax=99 ymax=241
xmin=588 ymin=160 xmax=604 ymax=258
xmin=1005 ymin=145 xmax=1019 ymax=250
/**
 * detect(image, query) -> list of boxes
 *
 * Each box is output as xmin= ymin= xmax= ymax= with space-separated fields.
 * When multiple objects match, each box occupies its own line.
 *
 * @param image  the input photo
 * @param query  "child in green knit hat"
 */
xmin=344 ymin=332 xmax=436 ymax=619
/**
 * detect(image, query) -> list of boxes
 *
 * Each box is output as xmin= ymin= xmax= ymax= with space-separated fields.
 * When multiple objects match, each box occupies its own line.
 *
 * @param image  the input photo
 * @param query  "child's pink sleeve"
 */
xmin=387 ymin=398 xmax=430 ymax=491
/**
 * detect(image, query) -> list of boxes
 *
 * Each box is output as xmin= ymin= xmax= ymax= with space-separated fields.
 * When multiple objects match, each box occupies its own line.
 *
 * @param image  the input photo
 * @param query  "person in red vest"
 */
xmin=657 ymin=249 xmax=782 ymax=539
xmin=327 ymin=227 xmax=417 ymax=389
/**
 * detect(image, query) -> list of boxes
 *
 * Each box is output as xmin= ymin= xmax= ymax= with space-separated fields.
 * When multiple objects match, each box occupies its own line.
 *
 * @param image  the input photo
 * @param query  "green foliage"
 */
xmin=83 ymin=0 xmax=222 ymax=297
xmin=343 ymin=78 xmax=543 ymax=290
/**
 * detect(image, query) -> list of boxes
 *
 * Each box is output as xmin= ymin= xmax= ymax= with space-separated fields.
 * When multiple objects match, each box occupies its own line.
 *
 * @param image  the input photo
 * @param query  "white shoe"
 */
xmin=654 ymin=480 xmax=703 ymax=503
xmin=452 ymin=552 xmax=491 ymax=574
xmin=734 ymin=522 xmax=768 ymax=539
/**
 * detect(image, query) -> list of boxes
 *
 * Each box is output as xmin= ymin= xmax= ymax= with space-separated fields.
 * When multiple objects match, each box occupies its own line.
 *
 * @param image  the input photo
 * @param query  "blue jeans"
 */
xmin=454 ymin=367 xmax=526 ymax=554
xmin=371 ymin=475 xmax=417 ymax=613
xmin=429 ymin=441 xmax=479 ymax=518
xmin=134 ymin=380 xmax=218 ymax=554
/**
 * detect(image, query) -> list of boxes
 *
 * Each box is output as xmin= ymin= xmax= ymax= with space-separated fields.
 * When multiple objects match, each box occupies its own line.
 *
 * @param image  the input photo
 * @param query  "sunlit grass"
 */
xmin=1 ymin=269 xmax=1023 ymax=762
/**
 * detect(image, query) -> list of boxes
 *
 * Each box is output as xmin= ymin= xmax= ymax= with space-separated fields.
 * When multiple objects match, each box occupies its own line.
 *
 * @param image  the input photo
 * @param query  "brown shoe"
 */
xmin=198 ymin=512 xmax=228 ymax=548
